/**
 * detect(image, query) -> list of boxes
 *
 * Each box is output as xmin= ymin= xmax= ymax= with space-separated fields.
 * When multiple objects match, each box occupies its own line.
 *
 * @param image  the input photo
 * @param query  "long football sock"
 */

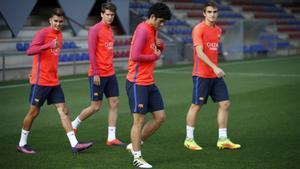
xmin=186 ymin=125 xmax=195 ymax=139
xmin=72 ymin=116 xmax=81 ymax=129
xmin=133 ymin=151 xmax=142 ymax=158
xmin=218 ymin=128 xmax=227 ymax=139
xmin=19 ymin=129 xmax=29 ymax=146
xmin=107 ymin=126 xmax=116 ymax=141
xmin=67 ymin=131 xmax=78 ymax=147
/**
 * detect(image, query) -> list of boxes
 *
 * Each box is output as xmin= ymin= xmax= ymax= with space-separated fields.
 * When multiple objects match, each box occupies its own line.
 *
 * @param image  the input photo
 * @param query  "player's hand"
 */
xmin=53 ymin=38 xmax=58 ymax=49
xmin=156 ymin=38 xmax=165 ymax=52
xmin=213 ymin=67 xmax=225 ymax=78
xmin=156 ymin=38 xmax=162 ymax=46
xmin=154 ymin=49 xmax=161 ymax=57
xmin=93 ymin=75 xmax=100 ymax=85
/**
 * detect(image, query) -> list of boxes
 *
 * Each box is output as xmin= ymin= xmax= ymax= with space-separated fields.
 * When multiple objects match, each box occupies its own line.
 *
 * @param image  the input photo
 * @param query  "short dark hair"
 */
xmin=101 ymin=2 xmax=117 ymax=13
xmin=51 ymin=8 xmax=64 ymax=17
xmin=203 ymin=1 xmax=217 ymax=13
xmin=147 ymin=3 xmax=171 ymax=20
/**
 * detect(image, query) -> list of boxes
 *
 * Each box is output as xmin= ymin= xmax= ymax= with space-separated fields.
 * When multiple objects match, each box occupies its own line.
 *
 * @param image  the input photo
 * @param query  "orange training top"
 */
xmin=192 ymin=21 xmax=222 ymax=78
xmin=26 ymin=26 xmax=62 ymax=86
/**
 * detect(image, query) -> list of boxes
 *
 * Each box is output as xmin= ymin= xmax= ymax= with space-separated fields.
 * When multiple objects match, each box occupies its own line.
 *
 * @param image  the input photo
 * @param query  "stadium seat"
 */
xmin=16 ymin=42 xmax=24 ymax=51
xmin=23 ymin=42 xmax=29 ymax=51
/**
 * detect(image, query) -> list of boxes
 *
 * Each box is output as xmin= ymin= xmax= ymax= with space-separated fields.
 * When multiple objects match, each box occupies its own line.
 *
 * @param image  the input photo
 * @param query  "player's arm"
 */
xmin=26 ymin=30 xmax=57 ymax=55
xmin=130 ymin=28 xmax=159 ymax=62
xmin=88 ymin=27 xmax=100 ymax=85
xmin=195 ymin=45 xmax=225 ymax=77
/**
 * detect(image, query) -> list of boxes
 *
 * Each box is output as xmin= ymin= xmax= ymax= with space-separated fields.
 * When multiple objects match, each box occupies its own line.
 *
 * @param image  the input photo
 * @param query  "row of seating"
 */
xmin=59 ymin=53 xmax=89 ymax=62
xmin=277 ymin=27 xmax=300 ymax=32
xmin=231 ymin=1 xmax=276 ymax=6
xmin=187 ymin=12 xmax=243 ymax=18
xmin=226 ymin=41 xmax=292 ymax=54
xmin=59 ymin=50 xmax=130 ymax=63
xmin=289 ymin=33 xmax=300 ymax=39
xmin=16 ymin=41 xmax=79 ymax=51
xmin=174 ymin=4 xmax=231 ymax=11
xmin=167 ymin=28 xmax=192 ymax=35
xmin=181 ymin=37 xmax=192 ymax=43
xmin=216 ymin=21 xmax=236 ymax=26
xmin=242 ymin=6 xmax=285 ymax=12
xmin=129 ymin=2 xmax=152 ymax=9
xmin=165 ymin=20 xmax=187 ymax=26
xmin=163 ymin=0 xmax=210 ymax=3
xmin=16 ymin=39 xmax=131 ymax=52
xmin=275 ymin=20 xmax=300 ymax=25
xmin=255 ymin=13 xmax=295 ymax=19
xmin=258 ymin=34 xmax=281 ymax=41
xmin=115 ymin=39 xmax=131 ymax=46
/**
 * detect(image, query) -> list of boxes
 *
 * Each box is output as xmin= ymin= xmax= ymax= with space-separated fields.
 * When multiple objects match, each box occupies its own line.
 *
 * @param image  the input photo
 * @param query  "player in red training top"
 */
xmin=184 ymin=2 xmax=241 ymax=151
xmin=71 ymin=2 xmax=125 ymax=146
xmin=16 ymin=8 xmax=92 ymax=154
xmin=125 ymin=3 xmax=171 ymax=168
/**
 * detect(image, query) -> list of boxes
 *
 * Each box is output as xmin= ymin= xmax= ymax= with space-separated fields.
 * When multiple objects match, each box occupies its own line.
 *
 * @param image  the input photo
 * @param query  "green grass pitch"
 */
xmin=0 ymin=56 xmax=299 ymax=169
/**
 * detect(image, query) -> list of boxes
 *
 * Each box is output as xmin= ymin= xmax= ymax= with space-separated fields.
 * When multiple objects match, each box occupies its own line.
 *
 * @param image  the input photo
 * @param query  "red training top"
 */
xmin=88 ymin=21 xmax=115 ymax=77
xmin=127 ymin=22 xmax=163 ymax=85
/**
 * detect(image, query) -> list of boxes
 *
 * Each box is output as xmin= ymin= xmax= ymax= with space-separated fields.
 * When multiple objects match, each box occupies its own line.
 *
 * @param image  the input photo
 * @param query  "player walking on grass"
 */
xmin=71 ymin=2 xmax=125 ymax=147
xmin=125 ymin=3 xmax=171 ymax=168
xmin=17 ymin=8 xmax=93 ymax=154
xmin=184 ymin=2 xmax=241 ymax=151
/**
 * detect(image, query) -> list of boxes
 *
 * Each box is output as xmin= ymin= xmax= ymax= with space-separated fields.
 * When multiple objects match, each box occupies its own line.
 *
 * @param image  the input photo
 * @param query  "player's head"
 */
xmin=147 ymin=3 xmax=172 ymax=29
xmin=49 ymin=8 xmax=64 ymax=31
xmin=101 ymin=2 xmax=117 ymax=25
xmin=203 ymin=1 xmax=218 ymax=23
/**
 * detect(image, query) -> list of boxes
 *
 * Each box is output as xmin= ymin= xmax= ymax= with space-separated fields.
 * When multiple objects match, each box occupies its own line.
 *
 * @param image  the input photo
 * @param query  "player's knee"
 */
xmin=190 ymin=104 xmax=200 ymax=112
xmin=157 ymin=116 xmax=166 ymax=124
xmin=28 ymin=111 xmax=39 ymax=119
xmin=57 ymin=106 xmax=68 ymax=117
xmin=28 ymin=107 xmax=39 ymax=118
xmin=109 ymin=98 xmax=119 ymax=109
xmin=91 ymin=104 xmax=101 ymax=112
xmin=63 ymin=106 xmax=69 ymax=114
xmin=133 ymin=117 xmax=144 ymax=127
xmin=220 ymin=101 xmax=230 ymax=110
xmin=155 ymin=114 xmax=166 ymax=124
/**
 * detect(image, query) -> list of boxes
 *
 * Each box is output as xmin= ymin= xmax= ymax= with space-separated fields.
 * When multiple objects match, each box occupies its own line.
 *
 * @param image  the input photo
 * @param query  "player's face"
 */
xmin=152 ymin=16 xmax=166 ymax=30
xmin=203 ymin=6 xmax=218 ymax=23
xmin=101 ymin=9 xmax=115 ymax=25
xmin=49 ymin=15 xmax=64 ymax=31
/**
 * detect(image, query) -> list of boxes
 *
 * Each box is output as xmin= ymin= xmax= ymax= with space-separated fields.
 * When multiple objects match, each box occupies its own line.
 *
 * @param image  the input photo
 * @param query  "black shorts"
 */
xmin=192 ymin=76 xmax=229 ymax=105
xmin=126 ymin=80 xmax=164 ymax=114
xmin=89 ymin=75 xmax=119 ymax=101
xmin=29 ymin=85 xmax=65 ymax=107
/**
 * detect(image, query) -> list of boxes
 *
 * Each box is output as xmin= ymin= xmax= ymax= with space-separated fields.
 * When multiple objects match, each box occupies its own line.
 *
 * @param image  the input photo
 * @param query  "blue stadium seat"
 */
xmin=16 ymin=42 xmax=24 ymax=51
xmin=69 ymin=41 xmax=78 ymax=48
xmin=67 ymin=54 xmax=75 ymax=62
xmin=249 ymin=44 xmax=268 ymax=53
xmin=74 ymin=53 xmax=81 ymax=61
xmin=23 ymin=42 xmax=29 ymax=51
xmin=59 ymin=54 xmax=68 ymax=62
xmin=277 ymin=42 xmax=291 ymax=48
